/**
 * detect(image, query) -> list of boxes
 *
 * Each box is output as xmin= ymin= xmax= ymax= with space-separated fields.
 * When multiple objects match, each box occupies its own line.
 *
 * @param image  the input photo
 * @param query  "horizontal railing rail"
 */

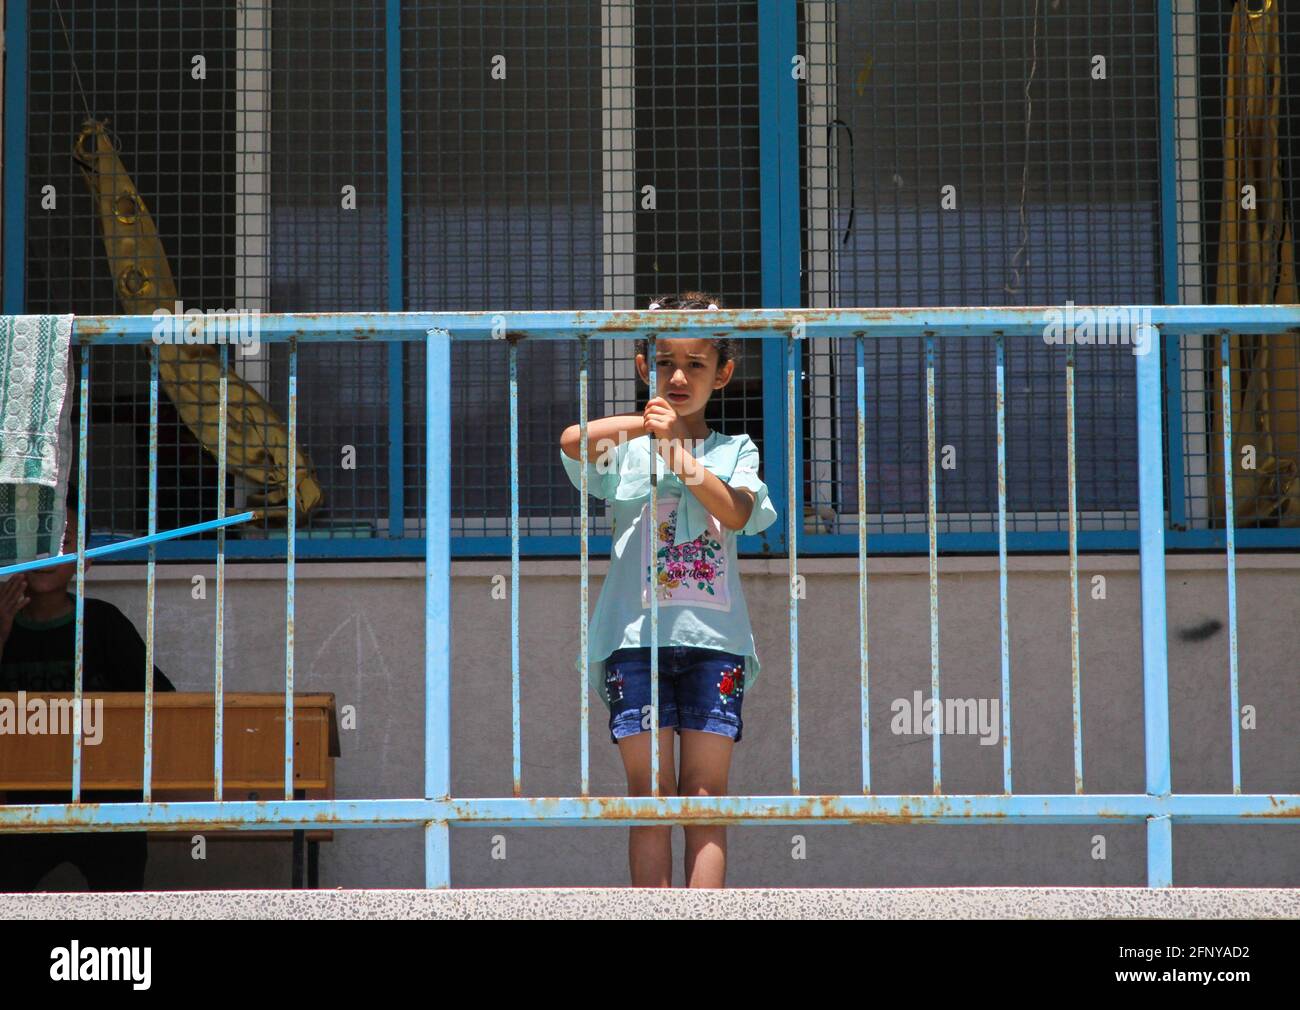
xmin=69 ymin=306 xmax=1300 ymax=558
xmin=69 ymin=304 xmax=1300 ymax=342
xmin=2 ymin=306 xmax=1298 ymax=890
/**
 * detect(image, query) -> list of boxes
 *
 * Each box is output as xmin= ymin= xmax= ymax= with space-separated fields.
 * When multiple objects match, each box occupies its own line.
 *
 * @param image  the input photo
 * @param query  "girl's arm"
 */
xmin=560 ymin=415 xmax=646 ymax=467
xmin=663 ymin=445 xmax=756 ymax=532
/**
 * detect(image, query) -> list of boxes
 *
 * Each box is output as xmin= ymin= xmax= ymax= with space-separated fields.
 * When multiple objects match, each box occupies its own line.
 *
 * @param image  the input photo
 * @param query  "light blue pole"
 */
xmin=787 ymin=331 xmax=801 ymax=794
xmin=995 ymin=334 xmax=1012 ymax=793
xmin=1219 ymin=331 xmax=1242 ymax=794
xmin=284 ymin=341 xmax=298 ymax=802
xmin=509 ymin=340 xmax=521 ymax=796
xmin=144 ymin=351 xmax=160 ymax=800
xmin=71 ymin=345 xmax=89 ymax=801
xmin=425 ymin=328 xmax=452 ymax=887
xmin=856 ymin=335 xmax=870 ymax=794
xmin=215 ymin=344 xmax=229 ymax=799
xmin=1066 ymin=346 xmax=1083 ymax=793
xmin=578 ymin=336 xmax=591 ymax=797
xmin=648 ymin=335 xmax=660 ymax=797
xmin=4 ymin=792 xmax=1298 ymax=833
xmin=69 ymin=305 xmax=1300 ymax=344
xmin=924 ymin=334 xmax=940 ymax=793
xmin=0 ymin=512 xmax=256 ymax=577
xmin=1138 ymin=328 xmax=1173 ymax=886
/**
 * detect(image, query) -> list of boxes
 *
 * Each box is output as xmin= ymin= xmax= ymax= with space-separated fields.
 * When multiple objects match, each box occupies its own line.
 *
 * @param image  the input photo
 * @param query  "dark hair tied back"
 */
xmin=635 ymin=290 xmax=738 ymax=369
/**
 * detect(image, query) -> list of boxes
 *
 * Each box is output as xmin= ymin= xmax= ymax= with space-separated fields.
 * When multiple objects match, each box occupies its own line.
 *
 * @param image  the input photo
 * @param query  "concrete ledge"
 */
xmin=1 ymin=887 xmax=1297 ymax=919
xmin=86 ymin=552 xmax=1300 ymax=583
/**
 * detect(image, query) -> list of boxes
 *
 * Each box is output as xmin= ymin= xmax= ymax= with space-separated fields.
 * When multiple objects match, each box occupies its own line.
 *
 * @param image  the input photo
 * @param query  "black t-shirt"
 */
xmin=0 ymin=595 xmax=175 ymax=812
xmin=0 ymin=596 xmax=175 ymax=693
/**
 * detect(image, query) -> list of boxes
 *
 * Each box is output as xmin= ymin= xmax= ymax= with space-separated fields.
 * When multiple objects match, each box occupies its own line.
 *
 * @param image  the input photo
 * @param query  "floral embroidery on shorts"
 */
xmin=718 ymin=662 xmax=745 ymax=704
xmin=605 ymin=668 xmax=625 ymax=703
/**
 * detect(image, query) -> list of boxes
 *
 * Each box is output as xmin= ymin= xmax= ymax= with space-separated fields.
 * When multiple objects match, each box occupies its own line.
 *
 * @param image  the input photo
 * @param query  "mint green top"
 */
xmin=561 ymin=430 xmax=779 ymax=707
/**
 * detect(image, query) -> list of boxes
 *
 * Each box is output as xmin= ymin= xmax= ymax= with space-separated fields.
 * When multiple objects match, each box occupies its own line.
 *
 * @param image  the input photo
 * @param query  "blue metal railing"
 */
xmin=2 ymin=305 xmax=1299 ymax=890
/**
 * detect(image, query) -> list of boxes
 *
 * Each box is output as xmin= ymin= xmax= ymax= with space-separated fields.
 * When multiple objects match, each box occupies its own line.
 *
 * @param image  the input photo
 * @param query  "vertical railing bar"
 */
xmin=509 ymin=339 xmax=521 ymax=796
xmin=284 ymin=338 xmax=298 ymax=801
xmin=578 ymin=336 xmax=591 ymax=796
xmin=924 ymin=333 xmax=940 ymax=794
xmin=1219 ymin=330 xmax=1242 ymax=794
xmin=995 ymin=333 xmax=1011 ymax=794
xmin=787 ymin=330 xmax=801 ymax=794
xmin=648 ymin=334 xmax=659 ymax=798
xmin=387 ymin=350 xmax=405 ymax=537
xmin=856 ymin=333 xmax=870 ymax=794
xmin=71 ymin=342 xmax=90 ymax=803
xmin=1138 ymin=325 xmax=1174 ymax=887
xmin=425 ymin=328 xmax=452 ymax=888
xmin=1066 ymin=343 xmax=1083 ymax=794
xmin=143 ymin=349 xmax=159 ymax=801
xmin=214 ymin=344 xmax=229 ymax=800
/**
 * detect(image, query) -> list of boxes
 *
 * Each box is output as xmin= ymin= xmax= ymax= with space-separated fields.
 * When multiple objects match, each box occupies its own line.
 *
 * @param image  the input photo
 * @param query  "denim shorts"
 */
xmin=604 ymin=645 xmax=746 ymax=744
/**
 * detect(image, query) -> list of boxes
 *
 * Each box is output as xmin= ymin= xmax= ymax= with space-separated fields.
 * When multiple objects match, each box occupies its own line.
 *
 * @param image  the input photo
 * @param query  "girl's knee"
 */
xmin=626 ymin=772 xmax=679 ymax=797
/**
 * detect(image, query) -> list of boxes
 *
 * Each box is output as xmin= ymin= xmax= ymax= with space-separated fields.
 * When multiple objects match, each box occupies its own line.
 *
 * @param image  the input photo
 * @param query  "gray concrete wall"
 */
xmin=25 ymin=553 xmax=1300 ymax=889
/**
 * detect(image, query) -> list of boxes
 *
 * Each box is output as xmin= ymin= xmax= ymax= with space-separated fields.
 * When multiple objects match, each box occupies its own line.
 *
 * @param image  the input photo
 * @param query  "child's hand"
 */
xmin=0 ymin=574 xmax=30 ymax=647
xmin=642 ymin=397 xmax=692 ymax=442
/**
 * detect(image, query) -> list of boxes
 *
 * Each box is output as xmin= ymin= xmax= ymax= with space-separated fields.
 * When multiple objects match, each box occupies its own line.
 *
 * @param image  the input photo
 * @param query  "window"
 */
xmin=800 ymin=1 xmax=1161 ymax=539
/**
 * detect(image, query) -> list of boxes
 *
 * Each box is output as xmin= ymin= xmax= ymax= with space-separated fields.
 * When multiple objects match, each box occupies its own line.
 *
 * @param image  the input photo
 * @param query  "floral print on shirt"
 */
xmin=640 ymin=496 xmax=732 ymax=611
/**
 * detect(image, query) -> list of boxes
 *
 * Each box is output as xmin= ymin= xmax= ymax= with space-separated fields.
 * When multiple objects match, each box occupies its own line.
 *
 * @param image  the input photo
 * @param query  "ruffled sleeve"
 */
xmin=728 ymin=435 xmax=778 ymax=536
xmin=560 ymin=437 xmax=623 ymax=502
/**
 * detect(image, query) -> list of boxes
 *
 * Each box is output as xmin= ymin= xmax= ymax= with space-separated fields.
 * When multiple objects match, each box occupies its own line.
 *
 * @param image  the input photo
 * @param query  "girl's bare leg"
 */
xmin=616 ymin=728 xmax=678 ymax=886
xmin=678 ymin=729 xmax=734 ymax=887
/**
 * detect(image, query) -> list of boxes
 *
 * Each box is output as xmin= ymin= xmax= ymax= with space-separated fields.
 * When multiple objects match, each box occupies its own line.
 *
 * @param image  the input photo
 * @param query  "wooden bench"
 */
xmin=0 ymin=692 xmax=340 ymax=888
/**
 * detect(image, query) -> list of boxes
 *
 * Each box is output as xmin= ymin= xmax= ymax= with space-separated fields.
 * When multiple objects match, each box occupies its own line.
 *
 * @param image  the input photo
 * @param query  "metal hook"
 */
xmin=1246 ymin=0 xmax=1271 ymax=19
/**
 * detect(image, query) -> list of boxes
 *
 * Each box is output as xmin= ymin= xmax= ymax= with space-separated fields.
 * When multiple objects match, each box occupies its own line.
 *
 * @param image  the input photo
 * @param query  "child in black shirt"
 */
xmin=0 ymin=520 xmax=175 ymax=891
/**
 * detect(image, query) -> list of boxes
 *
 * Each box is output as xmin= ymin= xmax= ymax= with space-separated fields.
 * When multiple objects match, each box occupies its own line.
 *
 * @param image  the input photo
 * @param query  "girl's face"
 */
xmin=636 ymin=338 xmax=735 ymax=419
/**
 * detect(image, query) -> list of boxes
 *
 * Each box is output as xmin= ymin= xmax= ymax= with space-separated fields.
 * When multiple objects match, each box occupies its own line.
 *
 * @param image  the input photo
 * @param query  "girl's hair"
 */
xmin=634 ymin=291 xmax=739 ymax=371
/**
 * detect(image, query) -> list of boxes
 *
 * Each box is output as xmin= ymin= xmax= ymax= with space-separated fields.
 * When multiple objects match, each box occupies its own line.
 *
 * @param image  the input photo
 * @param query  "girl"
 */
xmin=558 ymin=291 xmax=778 ymax=887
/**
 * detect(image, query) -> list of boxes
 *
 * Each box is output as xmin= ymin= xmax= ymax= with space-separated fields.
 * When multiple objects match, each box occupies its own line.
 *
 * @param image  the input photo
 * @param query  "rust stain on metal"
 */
xmin=599 ymin=309 xmax=795 ymax=334
xmin=581 ymin=795 xmax=1014 ymax=824
xmin=72 ymin=317 xmax=115 ymax=341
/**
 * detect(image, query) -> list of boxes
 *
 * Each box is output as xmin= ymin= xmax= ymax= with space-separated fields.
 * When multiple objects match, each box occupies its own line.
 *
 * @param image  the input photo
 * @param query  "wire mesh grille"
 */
xmin=31 ymin=1 xmax=225 ymax=538
xmin=1173 ymin=1 xmax=1300 ymax=533
xmin=27 ymin=0 xmax=394 ymax=542
xmin=801 ymin=0 xmax=1160 ymax=537
xmin=401 ymin=0 xmax=765 ymax=542
xmin=19 ymin=1 xmax=1300 ymax=553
